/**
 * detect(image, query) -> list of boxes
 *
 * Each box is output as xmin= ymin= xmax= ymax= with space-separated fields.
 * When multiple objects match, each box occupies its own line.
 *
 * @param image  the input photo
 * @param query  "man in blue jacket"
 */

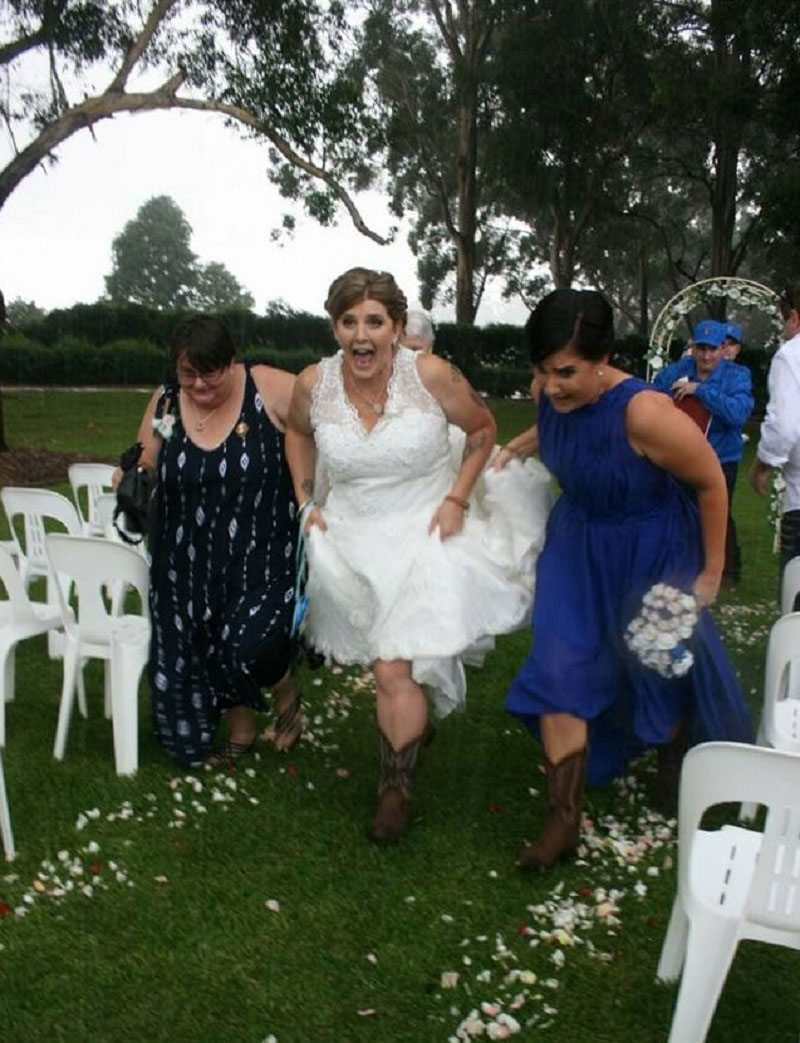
xmin=653 ymin=318 xmax=754 ymax=587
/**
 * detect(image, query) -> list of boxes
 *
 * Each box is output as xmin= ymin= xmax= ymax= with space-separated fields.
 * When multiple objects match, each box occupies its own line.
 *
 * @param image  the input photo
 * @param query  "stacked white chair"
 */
xmin=46 ymin=534 xmax=150 ymax=776
xmin=1 ymin=486 xmax=82 ymax=587
xmin=68 ymin=462 xmax=116 ymax=537
xmin=0 ymin=545 xmax=66 ymax=746
xmin=1 ymin=486 xmax=82 ymax=670
xmin=782 ymin=555 xmax=800 ymax=616
xmin=0 ymin=749 xmax=13 ymax=860
xmin=657 ymin=741 xmax=800 ymax=1043
xmin=739 ymin=612 xmax=800 ymax=822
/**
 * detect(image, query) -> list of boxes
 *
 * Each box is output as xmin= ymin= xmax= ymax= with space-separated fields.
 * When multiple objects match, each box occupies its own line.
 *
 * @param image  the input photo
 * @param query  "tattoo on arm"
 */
xmin=447 ymin=362 xmax=488 ymax=410
xmin=468 ymin=387 xmax=489 ymax=410
xmin=448 ymin=363 xmax=464 ymax=383
xmin=301 ymin=478 xmax=314 ymax=498
xmin=462 ymin=432 xmax=487 ymax=462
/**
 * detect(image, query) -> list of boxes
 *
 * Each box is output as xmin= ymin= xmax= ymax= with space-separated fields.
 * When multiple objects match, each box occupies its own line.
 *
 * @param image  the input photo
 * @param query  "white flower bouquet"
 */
xmin=624 ymin=583 xmax=698 ymax=678
xmin=152 ymin=413 xmax=175 ymax=440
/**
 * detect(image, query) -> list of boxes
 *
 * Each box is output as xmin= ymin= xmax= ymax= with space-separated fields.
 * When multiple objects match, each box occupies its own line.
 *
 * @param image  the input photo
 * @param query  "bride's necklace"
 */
xmin=345 ymin=369 xmax=391 ymax=416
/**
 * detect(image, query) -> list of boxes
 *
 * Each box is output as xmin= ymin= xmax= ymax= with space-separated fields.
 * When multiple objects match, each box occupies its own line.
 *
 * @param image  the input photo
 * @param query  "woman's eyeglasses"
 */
xmin=176 ymin=365 xmax=228 ymax=387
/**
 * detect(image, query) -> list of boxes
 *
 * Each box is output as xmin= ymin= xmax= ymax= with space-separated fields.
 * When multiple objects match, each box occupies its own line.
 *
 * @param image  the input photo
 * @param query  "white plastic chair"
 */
xmin=68 ymin=463 xmax=116 ymax=537
xmin=657 ymin=741 xmax=800 ymax=1043
xmin=94 ymin=493 xmax=118 ymax=539
xmin=1 ymin=487 xmax=82 ymax=663
xmin=46 ymin=534 xmax=150 ymax=776
xmin=1 ymin=487 xmax=82 ymax=591
xmin=0 ymin=545 xmax=66 ymax=746
xmin=782 ymin=555 xmax=800 ymax=616
xmin=0 ymin=749 xmax=14 ymax=860
xmin=740 ymin=613 xmax=800 ymax=821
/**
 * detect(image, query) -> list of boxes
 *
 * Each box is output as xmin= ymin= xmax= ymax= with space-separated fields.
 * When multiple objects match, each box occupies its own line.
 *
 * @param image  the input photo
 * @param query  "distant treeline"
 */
xmin=0 ymin=300 xmax=769 ymax=409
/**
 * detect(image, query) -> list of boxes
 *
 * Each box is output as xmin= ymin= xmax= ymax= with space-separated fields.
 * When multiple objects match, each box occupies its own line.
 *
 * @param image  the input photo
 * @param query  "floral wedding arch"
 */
xmin=646 ymin=276 xmax=783 ymax=379
xmin=647 ymin=276 xmax=786 ymax=546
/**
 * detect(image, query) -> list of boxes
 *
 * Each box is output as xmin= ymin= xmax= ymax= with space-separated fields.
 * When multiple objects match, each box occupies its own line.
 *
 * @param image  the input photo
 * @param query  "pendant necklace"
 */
xmin=346 ymin=366 xmax=391 ymax=416
xmin=194 ymin=404 xmax=221 ymax=431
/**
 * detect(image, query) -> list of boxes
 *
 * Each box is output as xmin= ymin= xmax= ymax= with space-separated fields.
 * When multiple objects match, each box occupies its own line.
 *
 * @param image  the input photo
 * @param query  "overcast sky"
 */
xmin=0 ymin=108 xmax=528 ymax=326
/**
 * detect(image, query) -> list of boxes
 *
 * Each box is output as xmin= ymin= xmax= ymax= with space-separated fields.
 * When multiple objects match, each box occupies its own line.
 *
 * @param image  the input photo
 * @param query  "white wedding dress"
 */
xmin=305 ymin=346 xmax=552 ymax=715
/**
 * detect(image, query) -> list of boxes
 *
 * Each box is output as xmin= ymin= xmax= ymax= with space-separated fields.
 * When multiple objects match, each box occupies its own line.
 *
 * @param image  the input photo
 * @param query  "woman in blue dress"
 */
xmin=495 ymin=289 xmax=751 ymax=869
xmin=129 ymin=316 xmax=301 ymax=768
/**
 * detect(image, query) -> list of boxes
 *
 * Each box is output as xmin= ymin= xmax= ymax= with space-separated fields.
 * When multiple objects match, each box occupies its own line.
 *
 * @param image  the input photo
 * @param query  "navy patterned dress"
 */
xmin=148 ymin=367 xmax=297 ymax=767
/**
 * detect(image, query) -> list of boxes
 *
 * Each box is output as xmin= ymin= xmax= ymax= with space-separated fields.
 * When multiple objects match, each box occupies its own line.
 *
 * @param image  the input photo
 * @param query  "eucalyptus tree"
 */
xmin=0 ymin=0 xmax=383 ymax=242
xmin=490 ymin=0 xmax=658 ymax=293
xmin=648 ymin=0 xmax=800 ymax=280
xmin=359 ymin=0 xmax=513 ymax=324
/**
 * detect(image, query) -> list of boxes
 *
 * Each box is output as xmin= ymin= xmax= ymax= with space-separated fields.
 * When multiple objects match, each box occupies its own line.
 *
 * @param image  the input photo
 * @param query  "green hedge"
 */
xmin=0 ymin=334 xmax=524 ymax=394
xmin=0 ymin=335 xmax=166 ymax=385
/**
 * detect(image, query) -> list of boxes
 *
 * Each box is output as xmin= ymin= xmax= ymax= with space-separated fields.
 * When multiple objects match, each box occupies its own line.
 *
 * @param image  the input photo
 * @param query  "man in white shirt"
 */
xmin=750 ymin=279 xmax=800 ymax=608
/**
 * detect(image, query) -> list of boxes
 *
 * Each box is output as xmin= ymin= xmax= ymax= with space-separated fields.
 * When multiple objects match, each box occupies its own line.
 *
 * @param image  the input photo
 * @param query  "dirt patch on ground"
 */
xmin=0 ymin=448 xmax=114 ymax=488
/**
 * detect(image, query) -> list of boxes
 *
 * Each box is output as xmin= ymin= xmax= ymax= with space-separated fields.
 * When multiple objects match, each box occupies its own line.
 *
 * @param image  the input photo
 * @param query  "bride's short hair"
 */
xmin=325 ymin=267 xmax=408 ymax=325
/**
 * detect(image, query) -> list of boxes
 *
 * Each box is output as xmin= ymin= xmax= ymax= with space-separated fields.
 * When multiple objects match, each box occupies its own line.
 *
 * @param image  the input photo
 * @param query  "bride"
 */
xmin=285 ymin=267 xmax=550 ymax=842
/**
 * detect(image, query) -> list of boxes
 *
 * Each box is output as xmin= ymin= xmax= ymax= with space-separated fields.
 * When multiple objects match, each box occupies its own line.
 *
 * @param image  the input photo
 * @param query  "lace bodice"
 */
xmin=311 ymin=346 xmax=452 ymax=518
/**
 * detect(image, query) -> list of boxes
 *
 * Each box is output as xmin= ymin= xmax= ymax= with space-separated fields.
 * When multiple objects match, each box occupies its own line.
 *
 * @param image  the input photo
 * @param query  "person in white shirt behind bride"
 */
xmin=750 ymin=278 xmax=800 ymax=608
xmin=285 ymin=267 xmax=550 ymax=843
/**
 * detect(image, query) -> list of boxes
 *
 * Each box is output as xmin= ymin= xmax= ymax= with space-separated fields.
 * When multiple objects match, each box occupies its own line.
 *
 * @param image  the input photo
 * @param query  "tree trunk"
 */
xmin=0 ymin=391 xmax=8 ymax=453
xmin=637 ymin=236 xmax=649 ymax=339
xmin=453 ymin=46 xmax=479 ymax=324
xmin=0 ymin=289 xmax=6 ymax=451
xmin=708 ymin=0 xmax=750 ymax=278
xmin=710 ymin=137 xmax=739 ymax=277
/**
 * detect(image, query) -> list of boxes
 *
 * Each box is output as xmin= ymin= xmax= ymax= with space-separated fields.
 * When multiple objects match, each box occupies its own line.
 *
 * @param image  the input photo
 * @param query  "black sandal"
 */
xmin=207 ymin=736 xmax=256 ymax=767
xmin=271 ymin=693 xmax=304 ymax=752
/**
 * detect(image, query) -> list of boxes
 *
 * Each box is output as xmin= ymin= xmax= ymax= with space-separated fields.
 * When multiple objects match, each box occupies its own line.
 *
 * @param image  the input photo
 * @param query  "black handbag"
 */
xmin=114 ymin=442 xmax=156 ymax=545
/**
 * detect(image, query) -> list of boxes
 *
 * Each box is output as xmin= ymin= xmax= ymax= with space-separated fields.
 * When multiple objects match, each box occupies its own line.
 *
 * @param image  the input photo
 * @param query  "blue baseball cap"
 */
xmin=725 ymin=322 xmax=742 ymax=343
xmin=692 ymin=319 xmax=726 ymax=348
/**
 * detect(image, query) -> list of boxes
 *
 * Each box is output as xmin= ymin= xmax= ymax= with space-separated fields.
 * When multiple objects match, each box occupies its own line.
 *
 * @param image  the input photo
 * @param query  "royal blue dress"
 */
xmin=506 ymin=377 xmax=752 ymax=785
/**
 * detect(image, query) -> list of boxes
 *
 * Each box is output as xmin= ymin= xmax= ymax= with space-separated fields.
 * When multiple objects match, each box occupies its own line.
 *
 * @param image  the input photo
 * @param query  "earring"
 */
xmin=597 ymin=367 xmax=604 ymax=377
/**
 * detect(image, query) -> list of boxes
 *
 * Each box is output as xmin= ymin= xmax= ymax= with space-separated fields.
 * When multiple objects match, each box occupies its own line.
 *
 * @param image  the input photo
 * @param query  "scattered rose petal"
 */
xmin=440 ymin=971 xmax=460 ymax=988
xmin=265 ymin=899 xmax=281 ymax=912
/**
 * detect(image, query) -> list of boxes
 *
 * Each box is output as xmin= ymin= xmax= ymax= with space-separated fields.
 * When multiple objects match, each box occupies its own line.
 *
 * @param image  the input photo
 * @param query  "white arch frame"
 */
xmin=647 ymin=276 xmax=783 ymax=379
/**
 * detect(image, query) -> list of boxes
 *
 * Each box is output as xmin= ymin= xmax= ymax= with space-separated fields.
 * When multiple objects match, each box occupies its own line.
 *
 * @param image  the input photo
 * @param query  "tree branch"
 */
xmin=0 ymin=27 xmax=47 ymax=67
xmin=108 ymin=0 xmax=180 ymax=93
xmin=0 ymin=73 xmax=389 ymax=246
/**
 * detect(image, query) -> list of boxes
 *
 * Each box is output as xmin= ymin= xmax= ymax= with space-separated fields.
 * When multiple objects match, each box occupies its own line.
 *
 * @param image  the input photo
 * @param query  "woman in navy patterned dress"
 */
xmin=130 ymin=317 xmax=301 ymax=768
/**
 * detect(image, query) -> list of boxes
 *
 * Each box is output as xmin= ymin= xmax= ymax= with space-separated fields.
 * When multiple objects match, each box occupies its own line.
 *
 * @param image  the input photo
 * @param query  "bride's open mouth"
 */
xmin=351 ymin=346 xmax=376 ymax=370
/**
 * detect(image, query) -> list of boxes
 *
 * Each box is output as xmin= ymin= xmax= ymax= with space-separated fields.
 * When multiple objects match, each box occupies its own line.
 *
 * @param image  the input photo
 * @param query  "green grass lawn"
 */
xmin=0 ymin=391 xmax=794 ymax=1042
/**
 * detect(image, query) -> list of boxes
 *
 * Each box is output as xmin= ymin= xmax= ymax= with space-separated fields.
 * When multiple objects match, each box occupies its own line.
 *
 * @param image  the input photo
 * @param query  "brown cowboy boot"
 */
xmin=650 ymin=724 xmax=687 ymax=816
xmin=369 ymin=728 xmax=427 ymax=843
xmin=518 ymin=747 xmax=587 ymax=869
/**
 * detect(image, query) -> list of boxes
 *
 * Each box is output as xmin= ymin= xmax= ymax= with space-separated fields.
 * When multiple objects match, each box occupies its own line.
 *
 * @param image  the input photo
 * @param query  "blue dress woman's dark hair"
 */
xmin=524 ymin=289 xmax=614 ymax=364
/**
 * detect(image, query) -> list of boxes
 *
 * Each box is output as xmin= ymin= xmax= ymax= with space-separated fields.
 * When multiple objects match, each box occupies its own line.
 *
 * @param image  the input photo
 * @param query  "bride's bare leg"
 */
xmin=374 ymin=659 xmax=428 ymax=749
xmin=370 ymin=659 xmax=430 ymax=842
